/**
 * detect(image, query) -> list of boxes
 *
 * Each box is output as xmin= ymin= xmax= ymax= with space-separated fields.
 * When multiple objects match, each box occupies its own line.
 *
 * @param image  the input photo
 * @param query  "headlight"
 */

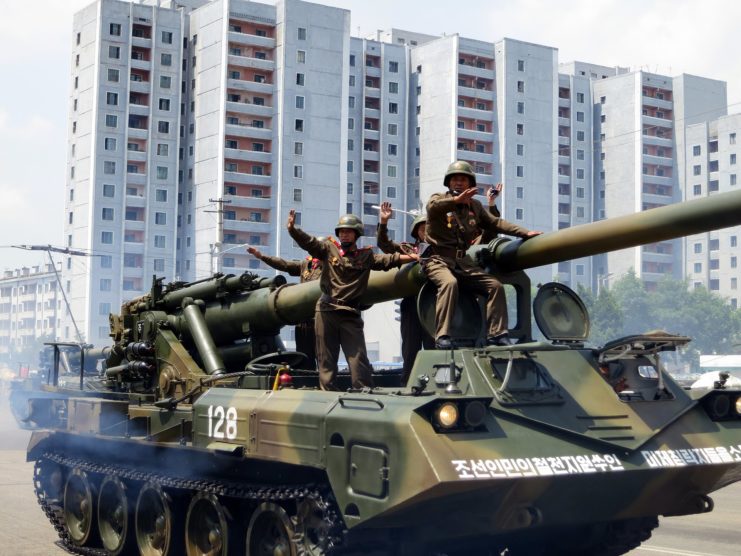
xmin=435 ymin=402 xmax=459 ymax=429
xmin=735 ymin=395 xmax=741 ymax=417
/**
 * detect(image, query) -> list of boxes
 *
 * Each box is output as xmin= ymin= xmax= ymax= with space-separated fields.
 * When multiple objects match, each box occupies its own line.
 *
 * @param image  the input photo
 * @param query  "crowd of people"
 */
xmin=247 ymin=160 xmax=541 ymax=390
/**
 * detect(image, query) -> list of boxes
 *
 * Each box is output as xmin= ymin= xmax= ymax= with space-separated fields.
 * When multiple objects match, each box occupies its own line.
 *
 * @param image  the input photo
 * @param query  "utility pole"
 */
xmin=205 ymin=197 xmax=232 ymax=276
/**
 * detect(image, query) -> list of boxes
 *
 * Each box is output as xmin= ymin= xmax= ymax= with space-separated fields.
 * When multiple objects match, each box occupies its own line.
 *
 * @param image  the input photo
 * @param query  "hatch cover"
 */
xmin=533 ymin=282 xmax=589 ymax=342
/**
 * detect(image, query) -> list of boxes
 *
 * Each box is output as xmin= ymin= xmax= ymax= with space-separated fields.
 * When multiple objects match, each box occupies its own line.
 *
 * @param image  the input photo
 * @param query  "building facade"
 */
xmin=0 ymin=265 xmax=63 ymax=358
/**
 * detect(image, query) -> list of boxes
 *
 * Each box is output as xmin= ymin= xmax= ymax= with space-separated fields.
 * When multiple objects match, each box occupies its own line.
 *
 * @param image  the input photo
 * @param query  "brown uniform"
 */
xmin=376 ymin=223 xmax=434 ymax=382
xmin=260 ymin=254 xmax=322 ymax=370
xmin=425 ymin=191 xmax=532 ymax=341
xmin=289 ymin=226 xmax=402 ymax=390
xmin=477 ymin=204 xmax=501 ymax=245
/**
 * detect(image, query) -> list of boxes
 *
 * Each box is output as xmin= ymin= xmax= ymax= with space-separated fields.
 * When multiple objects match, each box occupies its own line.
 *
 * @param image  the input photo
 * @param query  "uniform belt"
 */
xmin=320 ymin=294 xmax=360 ymax=309
xmin=432 ymin=247 xmax=467 ymax=259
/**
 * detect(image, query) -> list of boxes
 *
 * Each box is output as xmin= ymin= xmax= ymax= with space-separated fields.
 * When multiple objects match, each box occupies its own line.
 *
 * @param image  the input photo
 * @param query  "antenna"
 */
xmin=9 ymin=244 xmax=99 ymax=343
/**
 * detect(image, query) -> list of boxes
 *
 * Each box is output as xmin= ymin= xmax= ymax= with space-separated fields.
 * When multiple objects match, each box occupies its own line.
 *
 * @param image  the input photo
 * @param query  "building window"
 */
xmin=576 ymin=111 xmax=584 ymax=122
xmin=103 ymin=161 xmax=116 ymax=175
xmin=516 ymin=144 xmax=524 ymax=156
xmin=347 ymin=118 xmax=354 ymax=130
xmin=577 ymin=131 xmax=585 ymax=141
xmin=517 ymin=81 xmax=524 ymax=93
xmin=104 ymin=138 xmax=116 ymax=151
xmin=297 ymin=27 xmax=307 ymax=40
xmin=732 ymin=154 xmax=737 ymax=165
xmin=295 ymin=119 xmax=304 ymax=132
xmin=293 ymin=165 xmax=303 ymax=179
xmin=693 ymin=165 xmax=701 ymax=176
xmin=515 ymin=208 xmax=524 ymax=220
xmin=101 ymin=207 xmax=114 ymax=221
xmin=106 ymin=92 xmax=118 ymax=106
xmin=387 ymin=165 xmax=397 ymax=178
xmin=155 ymin=212 xmax=167 ymax=225
xmin=730 ymin=132 xmax=737 ymax=145
xmin=101 ymin=231 xmax=113 ymax=244
xmin=162 ymin=31 xmax=173 ymax=44
xmin=516 ymin=166 xmax=524 ymax=177
xmin=107 ymin=68 xmax=119 ymax=82
xmin=103 ymin=184 xmax=115 ymax=197
xmin=600 ymin=96 xmax=606 ymax=104
xmin=160 ymin=75 xmax=171 ymax=89
xmin=517 ymin=102 xmax=524 ymax=114
xmin=161 ymin=52 xmax=172 ymax=66
xmin=576 ymin=168 xmax=585 ymax=179
xmin=156 ymin=143 xmax=169 ymax=156
xmin=347 ymin=161 xmax=353 ymax=172
xmin=388 ymin=102 xmax=398 ymax=114
xmin=156 ymin=166 xmax=168 ymax=179
xmin=159 ymin=98 xmax=170 ymax=111
xmin=109 ymin=45 xmax=120 ymax=59
xmin=387 ymin=186 xmax=396 ymax=198
xmin=516 ymin=187 xmax=524 ymax=199
xmin=693 ymin=145 xmax=701 ymax=156
xmin=516 ymin=123 xmax=524 ymax=135
xmin=295 ymin=71 xmax=305 ymax=86
xmin=293 ymin=188 xmax=302 ymax=202
xmin=389 ymin=82 xmax=399 ymax=94
xmin=349 ymin=75 xmax=355 ymax=87
xmin=517 ymin=59 xmax=525 ymax=72
xmin=105 ymin=114 xmax=117 ymax=128
xmin=158 ymin=121 xmax=170 ymax=133
xmin=155 ymin=189 xmax=167 ymax=202
xmin=388 ymin=123 xmax=398 ymax=135
xmin=295 ymin=95 xmax=304 ymax=109
xmin=576 ymin=92 xmax=584 ymax=103
xmin=577 ymin=149 xmax=585 ymax=160
xmin=731 ymin=174 xmax=737 ymax=186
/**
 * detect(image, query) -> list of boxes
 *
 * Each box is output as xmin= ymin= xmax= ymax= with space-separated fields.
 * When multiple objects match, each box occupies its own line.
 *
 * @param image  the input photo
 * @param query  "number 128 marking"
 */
xmin=207 ymin=405 xmax=238 ymax=439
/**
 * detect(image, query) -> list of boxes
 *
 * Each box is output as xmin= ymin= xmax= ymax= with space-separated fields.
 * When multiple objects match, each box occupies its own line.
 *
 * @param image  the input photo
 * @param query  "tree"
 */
xmin=610 ymin=270 xmax=651 ymax=335
xmin=588 ymin=287 xmax=624 ymax=346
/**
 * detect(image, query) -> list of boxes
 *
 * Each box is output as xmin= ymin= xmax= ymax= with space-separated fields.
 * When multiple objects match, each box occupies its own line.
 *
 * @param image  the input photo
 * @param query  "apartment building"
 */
xmin=685 ymin=113 xmax=741 ymax=308
xmin=0 ymin=265 xmax=63 ymax=357
xmin=65 ymin=0 xmax=193 ymax=343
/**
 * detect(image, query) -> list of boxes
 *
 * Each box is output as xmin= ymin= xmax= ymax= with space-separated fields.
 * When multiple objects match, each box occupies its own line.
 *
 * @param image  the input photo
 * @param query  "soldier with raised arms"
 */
xmin=377 ymin=202 xmax=434 ymax=382
xmin=287 ymin=210 xmax=418 ymax=390
xmin=425 ymin=161 xmax=542 ymax=348
xmin=246 ymin=244 xmax=325 ymax=369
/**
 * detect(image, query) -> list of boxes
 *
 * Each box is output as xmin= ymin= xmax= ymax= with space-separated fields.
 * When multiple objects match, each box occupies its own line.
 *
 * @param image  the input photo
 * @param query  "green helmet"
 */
xmin=335 ymin=214 xmax=364 ymax=237
xmin=444 ymin=160 xmax=477 ymax=189
xmin=410 ymin=214 xmax=427 ymax=241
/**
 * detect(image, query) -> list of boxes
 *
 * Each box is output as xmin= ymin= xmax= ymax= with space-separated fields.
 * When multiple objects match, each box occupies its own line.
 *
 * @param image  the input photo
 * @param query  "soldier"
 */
xmin=425 ymin=161 xmax=542 ymax=348
xmin=287 ymin=210 xmax=418 ymax=390
xmin=246 ymin=244 xmax=325 ymax=370
xmin=377 ymin=202 xmax=434 ymax=383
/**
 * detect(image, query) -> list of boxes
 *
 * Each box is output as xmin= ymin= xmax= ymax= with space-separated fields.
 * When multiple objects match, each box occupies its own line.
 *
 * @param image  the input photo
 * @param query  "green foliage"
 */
xmin=584 ymin=270 xmax=741 ymax=369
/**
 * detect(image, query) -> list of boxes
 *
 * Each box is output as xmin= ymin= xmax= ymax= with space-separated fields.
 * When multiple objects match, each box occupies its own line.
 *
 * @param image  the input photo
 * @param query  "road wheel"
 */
xmin=98 ymin=475 xmax=133 ymax=555
xmin=246 ymin=502 xmax=297 ymax=556
xmin=185 ymin=492 xmax=230 ymax=556
xmin=135 ymin=482 xmax=182 ymax=556
xmin=63 ymin=468 xmax=97 ymax=546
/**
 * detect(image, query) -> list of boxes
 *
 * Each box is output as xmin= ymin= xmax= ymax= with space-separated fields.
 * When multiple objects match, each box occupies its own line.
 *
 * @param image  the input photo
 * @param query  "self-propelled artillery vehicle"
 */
xmin=26 ymin=190 xmax=741 ymax=556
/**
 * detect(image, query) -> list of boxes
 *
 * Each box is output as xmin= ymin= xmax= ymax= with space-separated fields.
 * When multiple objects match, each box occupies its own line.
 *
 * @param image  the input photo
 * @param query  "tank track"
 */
xmin=34 ymin=451 xmax=346 ymax=555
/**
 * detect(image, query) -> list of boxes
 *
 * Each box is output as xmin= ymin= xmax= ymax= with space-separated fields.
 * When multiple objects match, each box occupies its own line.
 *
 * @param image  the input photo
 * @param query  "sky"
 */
xmin=1 ymin=0 xmax=740 ymax=272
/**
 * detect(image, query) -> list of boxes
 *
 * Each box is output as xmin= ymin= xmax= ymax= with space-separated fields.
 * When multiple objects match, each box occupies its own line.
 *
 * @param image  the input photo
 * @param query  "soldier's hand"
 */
xmin=379 ymin=201 xmax=393 ymax=224
xmin=525 ymin=230 xmax=543 ymax=238
xmin=487 ymin=184 xmax=503 ymax=205
xmin=287 ymin=209 xmax=296 ymax=230
xmin=247 ymin=246 xmax=262 ymax=258
xmin=454 ymin=187 xmax=477 ymax=205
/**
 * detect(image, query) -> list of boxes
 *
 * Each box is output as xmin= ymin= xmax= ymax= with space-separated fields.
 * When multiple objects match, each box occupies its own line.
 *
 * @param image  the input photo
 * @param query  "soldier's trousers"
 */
xmin=424 ymin=257 xmax=507 ymax=341
xmin=295 ymin=319 xmax=316 ymax=370
xmin=315 ymin=309 xmax=374 ymax=391
xmin=400 ymin=295 xmax=434 ymax=382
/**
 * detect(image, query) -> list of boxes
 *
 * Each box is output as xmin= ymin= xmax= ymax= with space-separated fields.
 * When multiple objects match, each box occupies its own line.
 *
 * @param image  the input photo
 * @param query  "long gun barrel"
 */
xmin=156 ymin=189 xmax=741 ymax=345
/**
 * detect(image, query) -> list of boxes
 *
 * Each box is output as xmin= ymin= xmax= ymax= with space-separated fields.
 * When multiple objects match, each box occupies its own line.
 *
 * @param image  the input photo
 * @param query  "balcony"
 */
xmin=130 ymin=80 xmax=150 ymax=94
xmin=224 ymin=195 xmax=271 ymax=209
xmin=228 ymin=31 xmax=276 ymax=49
xmin=362 ymin=171 xmax=380 ymax=182
xmin=642 ymin=173 xmax=673 ymax=186
xmin=123 ymin=241 xmax=145 ymax=255
xmin=457 ymin=127 xmax=494 ymax=141
xmin=363 ymin=128 xmax=379 ymax=141
xmin=558 ymin=97 xmax=570 ymax=108
xmin=227 ymin=78 xmax=272 ymax=95
xmin=129 ymin=103 xmax=150 ymax=117
xmin=457 ymin=85 xmax=495 ymax=102
xmin=364 ymin=86 xmax=380 ymax=98
xmin=224 ymin=147 xmax=272 ymax=163
xmin=228 ymin=54 xmax=275 ymax=72
xmin=123 ymin=218 xmax=146 ymax=231
xmin=642 ymin=134 xmax=673 ymax=148
xmin=458 ymin=105 xmax=492 ymax=119
xmin=456 ymin=149 xmax=492 ymax=163
xmin=131 ymin=36 xmax=152 ymax=49
xmin=475 ymin=172 xmax=494 ymax=186
xmin=128 ymin=127 xmax=148 ymax=140
xmin=558 ymin=155 xmax=570 ymax=166
xmin=125 ymin=194 xmax=147 ymax=207
xmin=224 ymin=170 xmax=272 ymax=186
xmin=127 ymin=150 xmax=147 ymax=163
xmin=126 ymin=172 xmax=147 ymax=185
xmin=225 ymin=122 xmax=272 ymax=140
xmin=457 ymin=63 xmax=494 ymax=79
xmin=642 ymin=95 xmax=673 ymax=111
xmin=642 ymin=154 xmax=673 ymax=166
xmin=558 ymin=136 xmax=570 ymax=146
xmin=225 ymin=100 xmax=273 ymax=118
xmin=559 ymin=117 xmax=570 ymax=127
xmin=223 ymin=219 xmax=271 ymax=233
xmin=364 ymin=65 xmax=381 ymax=78
xmin=642 ymin=114 xmax=673 ymax=129
xmin=130 ymin=58 xmax=151 ymax=71
xmin=364 ymin=107 xmax=380 ymax=119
